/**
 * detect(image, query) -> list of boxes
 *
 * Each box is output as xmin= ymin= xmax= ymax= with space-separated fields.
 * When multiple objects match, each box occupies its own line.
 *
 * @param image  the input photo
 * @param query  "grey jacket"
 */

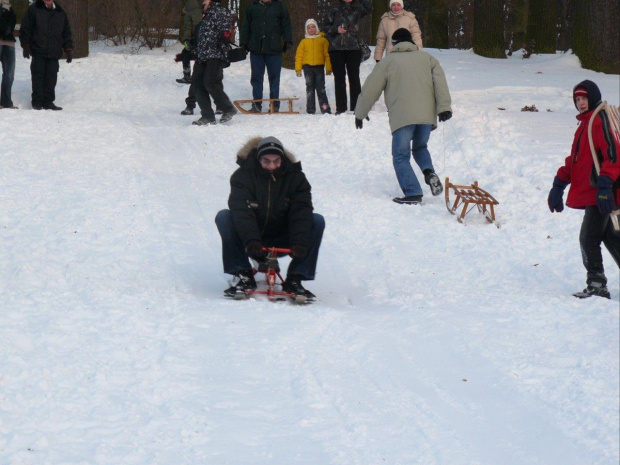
xmin=355 ymin=42 xmax=452 ymax=133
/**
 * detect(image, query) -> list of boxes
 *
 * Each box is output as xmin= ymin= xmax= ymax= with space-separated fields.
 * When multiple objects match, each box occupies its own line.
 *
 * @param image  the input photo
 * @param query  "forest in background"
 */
xmin=10 ymin=0 xmax=619 ymax=74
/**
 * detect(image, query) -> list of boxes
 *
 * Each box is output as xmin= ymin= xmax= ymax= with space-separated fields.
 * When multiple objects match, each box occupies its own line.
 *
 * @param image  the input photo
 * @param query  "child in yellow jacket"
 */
xmin=295 ymin=19 xmax=332 ymax=114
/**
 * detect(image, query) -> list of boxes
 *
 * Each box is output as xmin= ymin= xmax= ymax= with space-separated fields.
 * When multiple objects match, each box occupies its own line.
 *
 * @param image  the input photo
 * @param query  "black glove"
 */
xmin=282 ymin=42 xmax=293 ymax=53
xmin=548 ymin=176 xmax=568 ymax=213
xmin=241 ymin=44 xmax=248 ymax=53
xmin=245 ymin=240 xmax=265 ymax=260
xmin=355 ymin=116 xmax=369 ymax=130
xmin=438 ymin=111 xmax=452 ymax=122
xmin=596 ymin=176 xmax=616 ymax=215
xmin=65 ymin=49 xmax=73 ymax=63
xmin=289 ymin=245 xmax=308 ymax=259
xmin=22 ymin=43 xmax=31 ymax=59
xmin=376 ymin=59 xmax=380 ymax=63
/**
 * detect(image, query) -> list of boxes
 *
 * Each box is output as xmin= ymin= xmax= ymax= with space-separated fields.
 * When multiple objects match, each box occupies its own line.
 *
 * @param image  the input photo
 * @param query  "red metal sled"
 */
xmin=247 ymin=247 xmax=308 ymax=304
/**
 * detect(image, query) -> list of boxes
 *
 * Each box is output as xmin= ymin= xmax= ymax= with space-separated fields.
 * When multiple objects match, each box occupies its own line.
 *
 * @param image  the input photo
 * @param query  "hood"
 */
xmin=305 ymin=18 xmax=321 ymax=38
xmin=573 ymin=80 xmax=602 ymax=112
xmin=236 ymin=136 xmax=298 ymax=169
xmin=390 ymin=41 xmax=419 ymax=53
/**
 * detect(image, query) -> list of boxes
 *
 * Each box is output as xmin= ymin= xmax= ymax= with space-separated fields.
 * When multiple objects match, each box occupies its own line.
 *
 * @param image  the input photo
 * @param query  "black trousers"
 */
xmin=31 ymin=56 xmax=59 ymax=106
xmin=579 ymin=206 xmax=620 ymax=286
xmin=185 ymin=62 xmax=197 ymax=109
xmin=328 ymin=49 xmax=362 ymax=113
xmin=303 ymin=65 xmax=330 ymax=114
xmin=192 ymin=59 xmax=233 ymax=119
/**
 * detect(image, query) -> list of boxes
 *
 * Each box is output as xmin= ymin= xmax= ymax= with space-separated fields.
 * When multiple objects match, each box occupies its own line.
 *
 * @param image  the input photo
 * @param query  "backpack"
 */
xmin=587 ymin=102 xmax=620 ymax=230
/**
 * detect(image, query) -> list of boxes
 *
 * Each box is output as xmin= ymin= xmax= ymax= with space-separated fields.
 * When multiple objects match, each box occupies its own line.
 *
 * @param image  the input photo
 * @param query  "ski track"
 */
xmin=0 ymin=43 xmax=618 ymax=464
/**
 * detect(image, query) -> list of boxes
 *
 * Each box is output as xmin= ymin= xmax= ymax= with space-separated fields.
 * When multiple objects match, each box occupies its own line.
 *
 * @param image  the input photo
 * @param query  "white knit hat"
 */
xmin=390 ymin=0 xmax=404 ymax=8
xmin=304 ymin=19 xmax=320 ymax=37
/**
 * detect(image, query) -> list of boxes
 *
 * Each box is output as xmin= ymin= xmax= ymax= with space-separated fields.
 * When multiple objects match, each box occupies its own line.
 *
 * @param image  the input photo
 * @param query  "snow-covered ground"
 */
xmin=0 ymin=41 xmax=618 ymax=465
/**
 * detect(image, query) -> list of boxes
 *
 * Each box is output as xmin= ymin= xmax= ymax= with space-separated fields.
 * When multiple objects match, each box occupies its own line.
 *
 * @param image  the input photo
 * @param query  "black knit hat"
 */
xmin=257 ymin=136 xmax=285 ymax=159
xmin=391 ymin=28 xmax=414 ymax=45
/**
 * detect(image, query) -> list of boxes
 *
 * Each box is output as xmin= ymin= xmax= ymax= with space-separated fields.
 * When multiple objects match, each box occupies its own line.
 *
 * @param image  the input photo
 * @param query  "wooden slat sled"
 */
xmin=233 ymin=98 xmax=299 ymax=115
xmin=445 ymin=178 xmax=499 ymax=227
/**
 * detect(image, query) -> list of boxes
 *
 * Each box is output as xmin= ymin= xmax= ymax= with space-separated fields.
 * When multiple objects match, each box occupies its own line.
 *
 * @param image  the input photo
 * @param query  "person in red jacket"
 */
xmin=548 ymin=80 xmax=620 ymax=299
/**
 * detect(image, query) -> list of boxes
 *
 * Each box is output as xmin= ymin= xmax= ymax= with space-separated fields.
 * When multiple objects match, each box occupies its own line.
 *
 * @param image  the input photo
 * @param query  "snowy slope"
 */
xmin=0 ymin=42 xmax=618 ymax=465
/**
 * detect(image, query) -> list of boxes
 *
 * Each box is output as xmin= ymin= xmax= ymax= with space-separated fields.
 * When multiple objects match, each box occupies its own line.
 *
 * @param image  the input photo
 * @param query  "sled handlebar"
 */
xmin=262 ymin=247 xmax=291 ymax=254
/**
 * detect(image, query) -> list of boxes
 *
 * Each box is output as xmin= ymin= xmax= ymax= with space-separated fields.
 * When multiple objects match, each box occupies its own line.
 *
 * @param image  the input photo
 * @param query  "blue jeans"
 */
xmin=215 ymin=209 xmax=325 ymax=280
xmin=250 ymin=52 xmax=282 ymax=109
xmin=0 ymin=45 xmax=15 ymax=107
xmin=391 ymin=124 xmax=434 ymax=196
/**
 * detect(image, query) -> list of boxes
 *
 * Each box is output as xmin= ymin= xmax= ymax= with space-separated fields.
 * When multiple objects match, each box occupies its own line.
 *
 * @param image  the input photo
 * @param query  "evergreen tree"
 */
xmin=572 ymin=0 xmax=619 ymax=73
xmin=526 ymin=0 xmax=556 ymax=53
xmin=472 ymin=0 xmax=506 ymax=58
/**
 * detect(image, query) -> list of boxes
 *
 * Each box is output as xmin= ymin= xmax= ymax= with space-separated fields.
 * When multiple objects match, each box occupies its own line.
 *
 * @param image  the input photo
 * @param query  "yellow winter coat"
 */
xmin=295 ymin=34 xmax=332 ymax=74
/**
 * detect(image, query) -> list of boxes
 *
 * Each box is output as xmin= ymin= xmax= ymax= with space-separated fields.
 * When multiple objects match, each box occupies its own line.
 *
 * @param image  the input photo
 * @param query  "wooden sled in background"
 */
xmin=233 ymin=98 xmax=299 ymax=115
xmin=445 ymin=178 xmax=499 ymax=227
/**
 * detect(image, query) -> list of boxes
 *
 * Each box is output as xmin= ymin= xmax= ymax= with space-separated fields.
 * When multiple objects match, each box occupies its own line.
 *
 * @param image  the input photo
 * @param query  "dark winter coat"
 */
xmin=180 ymin=0 xmax=204 ymax=44
xmin=194 ymin=2 xmax=231 ymax=64
xmin=228 ymin=137 xmax=314 ymax=249
xmin=324 ymin=0 xmax=372 ymax=52
xmin=19 ymin=0 xmax=73 ymax=60
xmin=240 ymin=0 xmax=293 ymax=55
xmin=556 ymin=80 xmax=620 ymax=208
xmin=0 ymin=6 xmax=16 ymax=42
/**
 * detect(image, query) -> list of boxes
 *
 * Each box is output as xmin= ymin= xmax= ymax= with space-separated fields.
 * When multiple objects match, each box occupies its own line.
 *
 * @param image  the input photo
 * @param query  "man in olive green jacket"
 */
xmin=355 ymin=28 xmax=452 ymax=205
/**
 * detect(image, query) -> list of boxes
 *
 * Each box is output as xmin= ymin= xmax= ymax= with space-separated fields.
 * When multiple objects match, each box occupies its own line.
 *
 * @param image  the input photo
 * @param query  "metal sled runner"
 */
xmin=233 ymin=98 xmax=299 ymax=115
xmin=445 ymin=178 xmax=499 ymax=226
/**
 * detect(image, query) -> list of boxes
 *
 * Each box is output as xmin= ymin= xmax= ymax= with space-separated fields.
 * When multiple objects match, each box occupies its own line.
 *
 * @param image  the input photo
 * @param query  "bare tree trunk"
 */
xmin=473 ymin=0 xmax=506 ymax=58
xmin=572 ymin=0 xmax=619 ymax=73
xmin=61 ymin=0 xmax=89 ymax=58
xmin=527 ymin=0 xmax=556 ymax=53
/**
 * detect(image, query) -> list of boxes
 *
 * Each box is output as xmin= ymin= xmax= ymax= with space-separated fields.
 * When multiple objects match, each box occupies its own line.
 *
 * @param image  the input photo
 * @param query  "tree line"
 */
xmin=11 ymin=0 xmax=618 ymax=73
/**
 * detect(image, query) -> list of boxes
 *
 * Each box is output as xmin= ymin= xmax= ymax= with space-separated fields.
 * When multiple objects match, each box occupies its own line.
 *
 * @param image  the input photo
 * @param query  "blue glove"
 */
xmin=548 ymin=176 xmax=568 ymax=213
xmin=596 ymin=176 xmax=616 ymax=214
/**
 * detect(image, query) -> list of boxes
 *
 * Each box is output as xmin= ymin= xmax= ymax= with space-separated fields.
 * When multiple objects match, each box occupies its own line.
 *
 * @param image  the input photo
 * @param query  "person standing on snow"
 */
xmin=215 ymin=136 xmax=325 ymax=300
xmin=295 ymin=18 xmax=332 ymax=115
xmin=323 ymin=0 xmax=372 ymax=115
xmin=19 ymin=0 xmax=73 ymax=111
xmin=547 ymin=80 xmax=620 ymax=299
xmin=240 ymin=0 xmax=293 ymax=113
xmin=0 ymin=0 xmax=17 ymax=109
xmin=190 ymin=0 xmax=236 ymax=126
xmin=354 ymin=28 xmax=452 ymax=205
xmin=177 ymin=0 xmax=203 ymax=85
xmin=374 ymin=0 xmax=422 ymax=62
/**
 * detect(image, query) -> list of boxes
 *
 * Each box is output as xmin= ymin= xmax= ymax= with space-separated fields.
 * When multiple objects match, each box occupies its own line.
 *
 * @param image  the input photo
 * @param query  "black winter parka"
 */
xmin=324 ymin=0 xmax=372 ymax=51
xmin=228 ymin=137 xmax=314 ymax=249
xmin=0 ymin=7 xmax=16 ymax=42
xmin=20 ymin=0 xmax=73 ymax=60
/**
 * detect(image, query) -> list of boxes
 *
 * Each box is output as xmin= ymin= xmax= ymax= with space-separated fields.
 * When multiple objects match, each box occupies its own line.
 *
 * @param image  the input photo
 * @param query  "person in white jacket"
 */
xmin=374 ymin=0 xmax=422 ymax=62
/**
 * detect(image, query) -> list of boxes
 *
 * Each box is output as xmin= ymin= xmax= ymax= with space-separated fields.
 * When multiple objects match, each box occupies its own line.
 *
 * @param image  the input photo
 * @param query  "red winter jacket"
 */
xmin=556 ymin=110 xmax=620 ymax=209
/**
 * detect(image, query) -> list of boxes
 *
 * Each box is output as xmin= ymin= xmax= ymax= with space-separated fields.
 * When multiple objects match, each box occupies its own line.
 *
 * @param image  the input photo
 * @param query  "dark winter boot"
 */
xmin=572 ymin=282 xmax=611 ymax=299
xmin=192 ymin=117 xmax=216 ymax=126
xmin=180 ymin=106 xmax=194 ymax=115
xmin=424 ymin=169 xmax=443 ymax=196
xmin=282 ymin=275 xmax=316 ymax=300
xmin=219 ymin=108 xmax=237 ymax=123
xmin=249 ymin=103 xmax=262 ymax=113
xmin=393 ymin=195 xmax=423 ymax=205
xmin=176 ymin=68 xmax=192 ymax=84
xmin=224 ymin=270 xmax=257 ymax=298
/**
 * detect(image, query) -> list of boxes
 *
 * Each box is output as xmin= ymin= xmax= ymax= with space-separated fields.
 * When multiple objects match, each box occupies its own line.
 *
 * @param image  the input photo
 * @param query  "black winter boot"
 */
xmin=224 ymin=270 xmax=257 ymax=298
xmin=573 ymin=282 xmax=611 ymax=299
xmin=424 ymin=169 xmax=443 ymax=196
xmin=282 ymin=275 xmax=316 ymax=300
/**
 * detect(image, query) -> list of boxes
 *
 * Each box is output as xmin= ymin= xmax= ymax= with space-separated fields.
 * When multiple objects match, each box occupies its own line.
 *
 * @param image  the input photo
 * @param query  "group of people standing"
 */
xmin=178 ymin=0 xmax=426 ymax=122
xmin=0 ymin=0 xmax=73 ymax=111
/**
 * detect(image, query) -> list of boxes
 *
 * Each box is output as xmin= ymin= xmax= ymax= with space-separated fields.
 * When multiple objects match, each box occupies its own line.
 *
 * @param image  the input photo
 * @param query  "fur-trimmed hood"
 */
xmin=236 ymin=136 xmax=298 ymax=164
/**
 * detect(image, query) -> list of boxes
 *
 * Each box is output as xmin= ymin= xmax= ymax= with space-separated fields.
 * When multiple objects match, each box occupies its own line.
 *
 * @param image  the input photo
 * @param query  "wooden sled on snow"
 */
xmin=233 ymin=98 xmax=299 ymax=115
xmin=445 ymin=177 xmax=499 ymax=227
